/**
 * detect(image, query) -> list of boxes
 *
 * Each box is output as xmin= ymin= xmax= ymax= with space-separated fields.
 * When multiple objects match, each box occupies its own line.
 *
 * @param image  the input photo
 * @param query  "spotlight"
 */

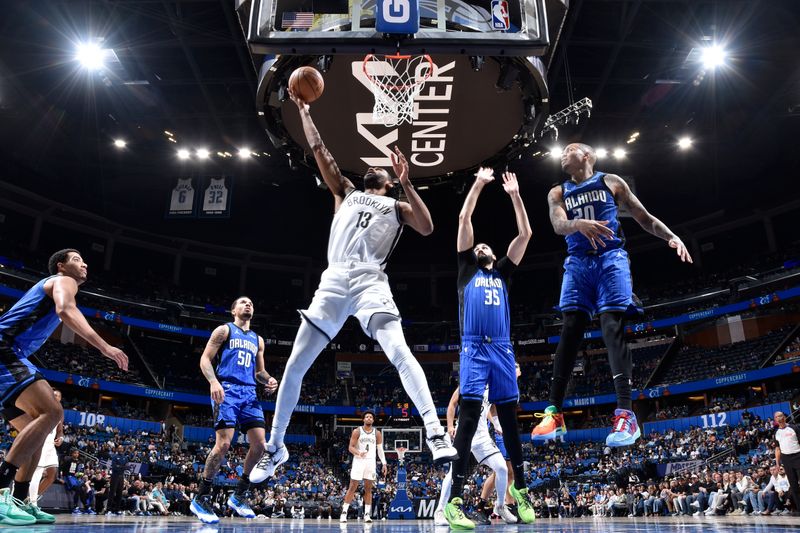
xmin=596 ymin=148 xmax=608 ymax=158
xmin=701 ymin=45 xmax=726 ymax=69
xmin=550 ymin=146 xmax=563 ymax=159
xmin=613 ymin=148 xmax=626 ymax=159
xmin=177 ymin=148 xmax=190 ymax=160
xmin=238 ymin=148 xmax=251 ymax=159
xmin=113 ymin=139 xmax=126 ymax=148
xmin=678 ymin=136 xmax=693 ymax=150
xmin=196 ymin=148 xmax=210 ymax=159
xmin=75 ymin=42 xmax=105 ymax=71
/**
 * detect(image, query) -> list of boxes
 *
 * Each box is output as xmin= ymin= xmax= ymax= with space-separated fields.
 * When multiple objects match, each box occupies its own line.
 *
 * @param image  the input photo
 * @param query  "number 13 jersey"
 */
xmin=327 ymin=190 xmax=403 ymax=268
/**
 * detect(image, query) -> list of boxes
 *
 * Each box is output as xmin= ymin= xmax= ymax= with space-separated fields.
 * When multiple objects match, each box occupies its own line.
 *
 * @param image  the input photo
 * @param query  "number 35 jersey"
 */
xmin=457 ymin=251 xmax=516 ymax=339
xmin=215 ymin=323 xmax=258 ymax=386
xmin=562 ymin=171 xmax=625 ymax=256
xmin=327 ymin=190 xmax=403 ymax=268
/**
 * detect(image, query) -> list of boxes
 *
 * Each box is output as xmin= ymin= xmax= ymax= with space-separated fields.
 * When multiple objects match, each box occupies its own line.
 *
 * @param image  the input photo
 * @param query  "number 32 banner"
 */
xmin=200 ymin=176 xmax=233 ymax=218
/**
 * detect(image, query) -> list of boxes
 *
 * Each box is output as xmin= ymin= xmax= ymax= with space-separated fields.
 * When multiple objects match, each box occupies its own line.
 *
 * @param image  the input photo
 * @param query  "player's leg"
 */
xmin=434 ymin=464 xmax=454 ymax=525
xmin=504 ymin=461 xmax=515 ymax=505
xmin=191 ymin=425 xmax=233 ymax=523
xmin=484 ymin=453 xmax=515 ymax=523
xmin=4 ymin=410 xmax=54 ymax=524
xmin=36 ymin=467 xmax=57 ymax=498
xmin=481 ymin=472 xmax=495 ymax=503
xmin=227 ymin=420 xmax=265 ymax=519
xmin=363 ymin=479 xmax=374 ymax=522
xmin=369 ymin=314 xmax=456 ymax=462
xmin=341 ymin=478 xmax=361 ymax=522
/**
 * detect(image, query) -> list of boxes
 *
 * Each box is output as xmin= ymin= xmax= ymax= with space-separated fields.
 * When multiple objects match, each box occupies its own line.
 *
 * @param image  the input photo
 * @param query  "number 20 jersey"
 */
xmin=562 ymin=171 xmax=625 ymax=256
xmin=327 ymin=190 xmax=403 ymax=268
xmin=215 ymin=323 xmax=258 ymax=386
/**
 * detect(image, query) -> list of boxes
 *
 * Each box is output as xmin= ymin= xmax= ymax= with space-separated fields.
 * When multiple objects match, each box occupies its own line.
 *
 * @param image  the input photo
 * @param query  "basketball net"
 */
xmin=363 ymin=54 xmax=434 ymax=127
xmin=395 ymin=447 xmax=407 ymax=465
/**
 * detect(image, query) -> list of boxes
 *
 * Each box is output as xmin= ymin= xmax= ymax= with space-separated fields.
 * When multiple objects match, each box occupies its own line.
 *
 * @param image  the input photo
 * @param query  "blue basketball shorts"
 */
xmin=459 ymin=337 xmax=518 ymax=405
xmin=0 ymin=339 xmax=43 ymax=410
xmin=494 ymin=433 xmax=510 ymax=461
xmin=212 ymin=382 xmax=265 ymax=432
xmin=558 ymin=248 xmax=642 ymax=317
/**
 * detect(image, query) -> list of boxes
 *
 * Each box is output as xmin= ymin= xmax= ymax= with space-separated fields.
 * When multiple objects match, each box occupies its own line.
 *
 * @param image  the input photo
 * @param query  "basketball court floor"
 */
xmin=29 ymin=515 xmax=799 ymax=532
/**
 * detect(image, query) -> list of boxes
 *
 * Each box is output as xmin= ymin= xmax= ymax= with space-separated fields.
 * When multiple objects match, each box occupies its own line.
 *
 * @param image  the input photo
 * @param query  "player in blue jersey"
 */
xmin=190 ymin=296 xmax=278 ymax=524
xmin=532 ymin=143 xmax=692 ymax=448
xmin=0 ymin=248 xmax=128 ymax=525
xmin=444 ymin=168 xmax=535 ymax=529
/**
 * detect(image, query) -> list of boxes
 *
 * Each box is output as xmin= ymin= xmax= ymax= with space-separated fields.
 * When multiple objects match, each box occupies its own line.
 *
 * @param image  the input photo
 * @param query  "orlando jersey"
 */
xmin=562 ymin=172 xmax=625 ymax=256
xmin=354 ymin=426 xmax=378 ymax=463
xmin=328 ymin=190 xmax=403 ymax=268
xmin=0 ymin=275 xmax=61 ymax=357
xmin=215 ymin=323 xmax=258 ymax=387
xmin=457 ymin=251 xmax=514 ymax=339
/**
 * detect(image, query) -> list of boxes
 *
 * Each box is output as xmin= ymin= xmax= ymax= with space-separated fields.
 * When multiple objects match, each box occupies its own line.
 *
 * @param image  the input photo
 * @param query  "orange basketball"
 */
xmin=289 ymin=66 xmax=324 ymax=103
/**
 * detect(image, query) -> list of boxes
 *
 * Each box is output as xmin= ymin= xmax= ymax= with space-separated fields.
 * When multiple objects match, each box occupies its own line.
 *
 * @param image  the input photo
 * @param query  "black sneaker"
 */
xmin=467 ymin=508 xmax=491 ymax=525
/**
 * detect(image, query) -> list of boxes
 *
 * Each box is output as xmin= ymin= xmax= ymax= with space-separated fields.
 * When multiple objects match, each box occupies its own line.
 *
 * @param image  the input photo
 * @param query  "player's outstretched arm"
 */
xmin=289 ymin=89 xmax=355 ymax=205
xmin=605 ymin=174 xmax=693 ymax=263
xmin=548 ymin=185 xmax=615 ymax=250
xmin=49 ymin=276 xmax=128 ymax=371
xmin=394 ymin=146 xmax=434 ymax=236
xmin=446 ymin=387 xmax=460 ymax=439
xmin=255 ymin=336 xmax=278 ymax=394
xmin=457 ymin=167 xmax=494 ymax=252
xmin=502 ymin=171 xmax=532 ymax=265
xmin=200 ymin=325 xmax=228 ymax=404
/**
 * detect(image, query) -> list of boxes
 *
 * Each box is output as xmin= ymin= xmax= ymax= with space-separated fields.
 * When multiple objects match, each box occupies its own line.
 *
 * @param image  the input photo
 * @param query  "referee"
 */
xmin=774 ymin=411 xmax=800 ymax=516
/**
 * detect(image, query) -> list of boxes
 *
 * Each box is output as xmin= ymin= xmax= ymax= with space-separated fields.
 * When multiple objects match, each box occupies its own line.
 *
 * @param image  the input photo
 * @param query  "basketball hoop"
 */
xmin=363 ymin=53 xmax=434 ymax=127
xmin=395 ymin=447 xmax=407 ymax=465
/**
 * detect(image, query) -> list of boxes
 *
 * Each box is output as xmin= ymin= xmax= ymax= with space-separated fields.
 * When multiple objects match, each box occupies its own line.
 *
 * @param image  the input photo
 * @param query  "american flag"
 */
xmin=281 ymin=12 xmax=314 ymax=30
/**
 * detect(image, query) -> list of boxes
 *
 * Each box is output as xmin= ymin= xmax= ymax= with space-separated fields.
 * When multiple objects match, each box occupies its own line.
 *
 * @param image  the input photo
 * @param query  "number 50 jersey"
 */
xmin=327 ymin=190 xmax=403 ymax=268
xmin=215 ymin=323 xmax=258 ymax=386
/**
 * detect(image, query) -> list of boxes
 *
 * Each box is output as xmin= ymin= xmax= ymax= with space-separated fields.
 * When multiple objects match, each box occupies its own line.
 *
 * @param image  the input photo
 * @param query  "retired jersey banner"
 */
xmin=167 ymin=177 xmax=196 ymax=217
xmin=200 ymin=175 xmax=233 ymax=217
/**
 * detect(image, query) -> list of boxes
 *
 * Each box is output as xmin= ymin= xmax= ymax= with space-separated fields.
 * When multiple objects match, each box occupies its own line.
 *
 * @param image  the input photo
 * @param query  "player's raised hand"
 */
xmin=265 ymin=376 xmax=279 ymax=394
xmin=669 ymin=237 xmax=693 ymax=263
xmin=474 ymin=167 xmax=495 ymax=186
xmin=103 ymin=346 xmax=129 ymax=371
xmin=501 ymin=171 xmax=519 ymax=195
xmin=287 ymin=88 xmax=309 ymax=112
xmin=576 ymin=219 xmax=615 ymax=250
xmin=391 ymin=146 xmax=409 ymax=184
xmin=210 ymin=381 xmax=225 ymax=404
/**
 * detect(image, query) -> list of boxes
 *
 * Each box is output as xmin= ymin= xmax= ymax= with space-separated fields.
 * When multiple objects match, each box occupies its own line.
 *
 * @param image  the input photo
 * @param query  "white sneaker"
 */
xmin=495 ymin=504 xmax=518 ymax=524
xmin=250 ymin=444 xmax=289 ymax=483
xmin=426 ymin=433 xmax=458 ymax=465
xmin=434 ymin=509 xmax=448 ymax=526
xmin=364 ymin=515 xmax=372 ymax=523
xmin=339 ymin=513 xmax=347 ymax=523
xmin=692 ymin=511 xmax=701 ymax=517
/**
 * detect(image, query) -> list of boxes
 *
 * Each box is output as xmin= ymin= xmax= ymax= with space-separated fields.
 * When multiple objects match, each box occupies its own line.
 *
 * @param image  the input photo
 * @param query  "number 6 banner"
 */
xmin=167 ymin=177 xmax=196 ymax=218
xmin=200 ymin=175 xmax=233 ymax=218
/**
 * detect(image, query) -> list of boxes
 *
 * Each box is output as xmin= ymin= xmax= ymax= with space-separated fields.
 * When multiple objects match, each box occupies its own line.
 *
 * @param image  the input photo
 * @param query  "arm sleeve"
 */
xmin=377 ymin=443 xmax=387 ymax=465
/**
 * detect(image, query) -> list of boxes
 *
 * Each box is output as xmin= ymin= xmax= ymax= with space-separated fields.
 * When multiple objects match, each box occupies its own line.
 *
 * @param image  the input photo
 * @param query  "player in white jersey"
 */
xmin=251 ymin=89 xmax=457 ymax=483
xmin=340 ymin=412 xmax=386 ymax=523
xmin=28 ymin=389 xmax=63 ymax=503
xmin=434 ymin=382 xmax=517 ymax=526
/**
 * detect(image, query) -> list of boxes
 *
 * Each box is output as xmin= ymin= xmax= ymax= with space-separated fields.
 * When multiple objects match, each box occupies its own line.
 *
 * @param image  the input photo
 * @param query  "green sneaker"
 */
xmin=509 ymin=485 xmax=536 ymax=524
xmin=443 ymin=497 xmax=475 ymax=530
xmin=0 ymin=488 xmax=35 ymax=526
xmin=19 ymin=498 xmax=55 ymax=524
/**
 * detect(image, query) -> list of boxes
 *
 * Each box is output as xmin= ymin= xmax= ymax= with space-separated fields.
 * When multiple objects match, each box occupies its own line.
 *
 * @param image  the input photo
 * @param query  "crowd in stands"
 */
xmin=776 ymin=334 xmax=800 ymax=362
xmin=32 ymin=338 xmax=149 ymax=386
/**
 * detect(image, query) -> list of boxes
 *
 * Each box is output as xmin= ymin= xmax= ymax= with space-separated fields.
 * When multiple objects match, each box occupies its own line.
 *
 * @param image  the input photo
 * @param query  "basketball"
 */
xmin=289 ymin=66 xmax=324 ymax=103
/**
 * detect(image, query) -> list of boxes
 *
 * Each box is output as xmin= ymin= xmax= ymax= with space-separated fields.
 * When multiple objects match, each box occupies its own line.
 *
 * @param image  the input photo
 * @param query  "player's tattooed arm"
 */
xmin=548 ymin=186 xmax=615 ymax=250
xmin=605 ymin=174 xmax=693 ymax=263
xmin=255 ymin=336 xmax=279 ymax=393
xmin=200 ymin=325 xmax=228 ymax=403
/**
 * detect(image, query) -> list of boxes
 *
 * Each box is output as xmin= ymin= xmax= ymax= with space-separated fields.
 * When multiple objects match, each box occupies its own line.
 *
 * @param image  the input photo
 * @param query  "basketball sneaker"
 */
xmin=426 ymin=433 xmax=458 ymax=465
xmin=508 ymin=485 xmax=535 ymax=523
xmin=606 ymin=408 xmax=641 ymax=447
xmin=434 ymin=509 xmax=449 ymax=526
xmin=339 ymin=512 xmax=347 ymax=523
xmin=364 ymin=514 xmax=372 ymax=523
xmin=495 ymin=503 xmax=518 ymax=524
xmin=0 ymin=489 xmax=35 ymax=526
xmin=466 ymin=507 xmax=490 ymax=525
xmin=190 ymin=495 xmax=219 ymax=524
xmin=18 ymin=497 xmax=55 ymax=524
xmin=227 ymin=492 xmax=255 ymax=518
xmin=250 ymin=444 xmax=289 ymax=483
xmin=443 ymin=497 xmax=475 ymax=530
xmin=531 ymin=405 xmax=567 ymax=442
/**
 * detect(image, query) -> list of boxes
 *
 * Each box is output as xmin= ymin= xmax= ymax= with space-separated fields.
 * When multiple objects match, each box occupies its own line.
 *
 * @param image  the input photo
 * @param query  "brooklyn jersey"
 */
xmin=328 ymin=190 xmax=403 ymax=267
xmin=0 ymin=275 xmax=61 ymax=357
xmin=355 ymin=426 xmax=377 ymax=463
xmin=457 ymin=251 xmax=514 ymax=339
xmin=562 ymin=172 xmax=625 ymax=256
xmin=215 ymin=323 xmax=258 ymax=387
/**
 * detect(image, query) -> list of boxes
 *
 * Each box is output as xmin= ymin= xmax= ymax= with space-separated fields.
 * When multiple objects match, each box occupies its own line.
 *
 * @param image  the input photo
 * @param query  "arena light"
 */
xmin=196 ymin=148 xmax=210 ymax=159
xmin=596 ymin=148 xmax=608 ymax=159
xmin=701 ymin=45 xmax=727 ymax=69
xmin=678 ymin=136 xmax=693 ymax=150
xmin=75 ymin=42 xmax=105 ymax=71
xmin=613 ymin=148 xmax=626 ymax=159
xmin=550 ymin=146 xmax=563 ymax=159
xmin=238 ymin=148 xmax=251 ymax=159
xmin=177 ymin=148 xmax=191 ymax=160
xmin=113 ymin=139 xmax=126 ymax=149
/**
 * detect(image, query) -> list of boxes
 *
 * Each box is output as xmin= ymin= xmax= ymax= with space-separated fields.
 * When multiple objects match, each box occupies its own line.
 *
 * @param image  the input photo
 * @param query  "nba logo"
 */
xmin=491 ymin=0 xmax=510 ymax=30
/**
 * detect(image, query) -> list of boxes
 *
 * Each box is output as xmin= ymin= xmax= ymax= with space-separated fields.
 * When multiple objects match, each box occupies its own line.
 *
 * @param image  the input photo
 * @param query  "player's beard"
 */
xmin=240 ymin=311 xmax=253 ymax=320
xmin=476 ymin=254 xmax=493 ymax=268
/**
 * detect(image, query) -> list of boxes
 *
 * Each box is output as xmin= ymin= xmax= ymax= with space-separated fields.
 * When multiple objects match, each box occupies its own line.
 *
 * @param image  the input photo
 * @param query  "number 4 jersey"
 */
xmin=215 ymin=323 xmax=258 ymax=386
xmin=562 ymin=171 xmax=625 ymax=256
xmin=327 ymin=190 xmax=402 ymax=268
